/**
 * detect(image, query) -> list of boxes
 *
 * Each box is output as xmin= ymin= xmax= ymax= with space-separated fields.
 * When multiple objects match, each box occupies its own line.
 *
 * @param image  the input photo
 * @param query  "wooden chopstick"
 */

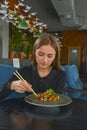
xmin=32 ymin=91 xmax=37 ymax=96
xmin=14 ymin=71 xmax=25 ymax=82
xmin=13 ymin=71 xmax=37 ymax=96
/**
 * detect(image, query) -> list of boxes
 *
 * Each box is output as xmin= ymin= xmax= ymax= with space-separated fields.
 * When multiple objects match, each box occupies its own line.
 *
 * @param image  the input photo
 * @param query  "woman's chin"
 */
xmin=39 ymin=65 xmax=47 ymax=69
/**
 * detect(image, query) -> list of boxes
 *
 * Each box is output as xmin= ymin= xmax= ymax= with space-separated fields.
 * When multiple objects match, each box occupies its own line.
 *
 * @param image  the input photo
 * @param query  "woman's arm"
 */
xmin=55 ymin=70 xmax=66 ymax=94
xmin=0 ymin=65 xmax=35 ymax=102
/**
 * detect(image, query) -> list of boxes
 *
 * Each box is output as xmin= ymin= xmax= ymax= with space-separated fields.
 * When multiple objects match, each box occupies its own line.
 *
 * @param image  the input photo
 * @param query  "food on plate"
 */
xmin=36 ymin=89 xmax=60 ymax=101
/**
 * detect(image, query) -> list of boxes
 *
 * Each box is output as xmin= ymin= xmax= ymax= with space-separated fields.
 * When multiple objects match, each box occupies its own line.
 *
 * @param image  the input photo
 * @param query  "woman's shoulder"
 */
xmin=59 ymin=69 xmax=66 ymax=74
xmin=54 ymin=68 xmax=65 ymax=73
xmin=54 ymin=69 xmax=66 ymax=77
xmin=17 ymin=64 xmax=35 ymax=72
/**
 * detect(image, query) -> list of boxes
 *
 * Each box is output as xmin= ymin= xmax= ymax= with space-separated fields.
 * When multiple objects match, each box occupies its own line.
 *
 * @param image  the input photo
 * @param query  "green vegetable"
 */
xmin=46 ymin=89 xmax=56 ymax=95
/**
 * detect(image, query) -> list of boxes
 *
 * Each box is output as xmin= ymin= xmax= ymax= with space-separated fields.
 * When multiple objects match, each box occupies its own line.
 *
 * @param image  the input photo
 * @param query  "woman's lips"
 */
xmin=40 ymin=62 xmax=47 ymax=66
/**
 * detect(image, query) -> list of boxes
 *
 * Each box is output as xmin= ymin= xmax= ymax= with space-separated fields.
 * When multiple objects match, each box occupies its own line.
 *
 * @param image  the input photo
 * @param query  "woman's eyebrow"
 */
xmin=47 ymin=52 xmax=56 ymax=56
xmin=38 ymin=51 xmax=44 ymax=54
xmin=38 ymin=50 xmax=55 ymax=55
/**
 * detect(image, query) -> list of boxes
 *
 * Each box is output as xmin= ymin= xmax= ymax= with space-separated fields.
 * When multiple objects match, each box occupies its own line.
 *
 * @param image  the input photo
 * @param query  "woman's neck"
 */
xmin=36 ymin=65 xmax=52 ymax=77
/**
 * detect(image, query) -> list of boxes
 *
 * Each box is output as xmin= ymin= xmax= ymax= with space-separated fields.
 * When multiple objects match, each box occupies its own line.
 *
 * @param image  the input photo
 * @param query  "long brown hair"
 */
xmin=32 ymin=33 xmax=60 ymax=70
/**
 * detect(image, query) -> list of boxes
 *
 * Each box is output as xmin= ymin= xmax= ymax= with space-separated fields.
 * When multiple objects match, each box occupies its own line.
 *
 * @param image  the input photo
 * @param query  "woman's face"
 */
xmin=35 ymin=44 xmax=56 ymax=69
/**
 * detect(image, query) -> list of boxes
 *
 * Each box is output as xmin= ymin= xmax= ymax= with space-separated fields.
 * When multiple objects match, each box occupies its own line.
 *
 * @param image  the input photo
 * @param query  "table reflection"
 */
xmin=25 ymin=104 xmax=72 ymax=120
xmin=10 ymin=111 xmax=32 ymax=130
xmin=0 ymin=99 xmax=72 ymax=130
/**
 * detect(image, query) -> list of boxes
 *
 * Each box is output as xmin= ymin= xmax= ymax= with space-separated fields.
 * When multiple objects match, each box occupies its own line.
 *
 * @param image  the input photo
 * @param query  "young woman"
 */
xmin=0 ymin=33 xmax=66 ymax=101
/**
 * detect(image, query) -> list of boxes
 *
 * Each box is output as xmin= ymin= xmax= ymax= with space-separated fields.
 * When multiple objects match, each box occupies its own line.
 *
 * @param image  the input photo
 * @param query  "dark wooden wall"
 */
xmin=60 ymin=30 xmax=87 ymax=74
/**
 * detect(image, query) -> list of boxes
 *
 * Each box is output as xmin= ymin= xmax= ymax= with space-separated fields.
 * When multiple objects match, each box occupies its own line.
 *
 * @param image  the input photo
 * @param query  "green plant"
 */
xmin=27 ymin=33 xmax=36 ymax=54
xmin=9 ymin=42 xmax=15 ymax=52
xmin=18 ymin=42 xmax=26 ymax=52
xmin=9 ymin=23 xmax=22 ymax=51
xmin=17 ymin=19 xmax=28 ymax=29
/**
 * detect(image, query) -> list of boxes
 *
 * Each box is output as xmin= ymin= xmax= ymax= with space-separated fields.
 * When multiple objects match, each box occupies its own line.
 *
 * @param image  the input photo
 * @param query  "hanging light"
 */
xmin=31 ymin=12 xmax=37 ymax=16
xmin=0 ymin=0 xmax=47 ymax=34
xmin=3 ymin=0 xmax=9 ymax=5
xmin=15 ymin=4 xmax=19 ymax=9
xmin=0 ymin=10 xmax=7 ymax=14
xmin=19 ymin=14 xmax=25 ymax=19
xmin=20 ymin=0 xmax=24 ymax=2
xmin=18 ymin=2 xmax=24 ymax=6
xmin=25 ymin=5 xmax=31 ymax=10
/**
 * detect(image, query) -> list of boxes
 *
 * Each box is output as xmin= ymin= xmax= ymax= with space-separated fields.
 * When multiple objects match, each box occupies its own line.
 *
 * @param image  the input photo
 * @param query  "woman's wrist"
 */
xmin=7 ymin=82 xmax=14 ymax=91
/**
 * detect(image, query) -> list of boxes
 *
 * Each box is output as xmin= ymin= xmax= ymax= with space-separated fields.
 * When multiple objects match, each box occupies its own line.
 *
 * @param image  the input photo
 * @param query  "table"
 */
xmin=0 ymin=98 xmax=87 ymax=130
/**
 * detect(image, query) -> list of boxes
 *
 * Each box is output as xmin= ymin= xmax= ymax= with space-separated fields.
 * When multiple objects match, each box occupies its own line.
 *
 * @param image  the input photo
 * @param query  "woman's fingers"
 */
xmin=16 ymin=83 xmax=27 ymax=93
xmin=10 ymin=80 xmax=34 ymax=93
xmin=22 ymin=80 xmax=34 ymax=92
xmin=10 ymin=80 xmax=26 ymax=92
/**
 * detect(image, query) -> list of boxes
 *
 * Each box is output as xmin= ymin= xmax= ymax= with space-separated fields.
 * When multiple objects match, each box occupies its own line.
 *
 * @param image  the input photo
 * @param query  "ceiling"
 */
xmin=24 ymin=0 xmax=87 ymax=32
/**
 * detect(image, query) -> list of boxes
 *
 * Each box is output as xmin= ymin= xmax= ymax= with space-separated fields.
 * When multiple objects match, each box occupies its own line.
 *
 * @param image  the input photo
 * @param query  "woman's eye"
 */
xmin=48 ymin=55 xmax=54 ymax=58
xmin=37 ymin=52 xmax=55 ymax=58
xmin=38 ymin=52 xmax=44 ymax=56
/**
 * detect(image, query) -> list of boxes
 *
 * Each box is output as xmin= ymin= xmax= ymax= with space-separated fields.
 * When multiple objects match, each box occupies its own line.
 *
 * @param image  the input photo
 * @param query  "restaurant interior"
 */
xmin=0 ymin=0 xmax=87 ymax=87
xmin=0 ymin=0 xmax=87 ymax=130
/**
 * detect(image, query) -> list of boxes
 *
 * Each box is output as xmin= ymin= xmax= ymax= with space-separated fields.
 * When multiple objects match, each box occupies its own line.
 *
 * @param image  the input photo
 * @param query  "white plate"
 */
xmin=25 ymin=94 xmax=72 ymax=107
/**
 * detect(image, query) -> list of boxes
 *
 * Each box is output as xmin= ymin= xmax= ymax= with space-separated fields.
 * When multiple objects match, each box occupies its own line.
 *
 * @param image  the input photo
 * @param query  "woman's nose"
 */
xmin=43 ymin=55 xmax=48 ymax=62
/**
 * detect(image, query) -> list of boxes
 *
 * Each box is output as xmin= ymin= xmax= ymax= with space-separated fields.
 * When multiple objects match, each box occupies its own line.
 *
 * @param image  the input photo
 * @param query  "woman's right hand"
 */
xmin=10 ymin=80 xmax=34 ymax=93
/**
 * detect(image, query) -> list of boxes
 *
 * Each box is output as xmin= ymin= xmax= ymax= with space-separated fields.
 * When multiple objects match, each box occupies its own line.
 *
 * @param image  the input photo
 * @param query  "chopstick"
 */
xmin=13 ymin=71 xmax=37 ymax=96
xmin=14 ymin=71 xmax=25 ymax=82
